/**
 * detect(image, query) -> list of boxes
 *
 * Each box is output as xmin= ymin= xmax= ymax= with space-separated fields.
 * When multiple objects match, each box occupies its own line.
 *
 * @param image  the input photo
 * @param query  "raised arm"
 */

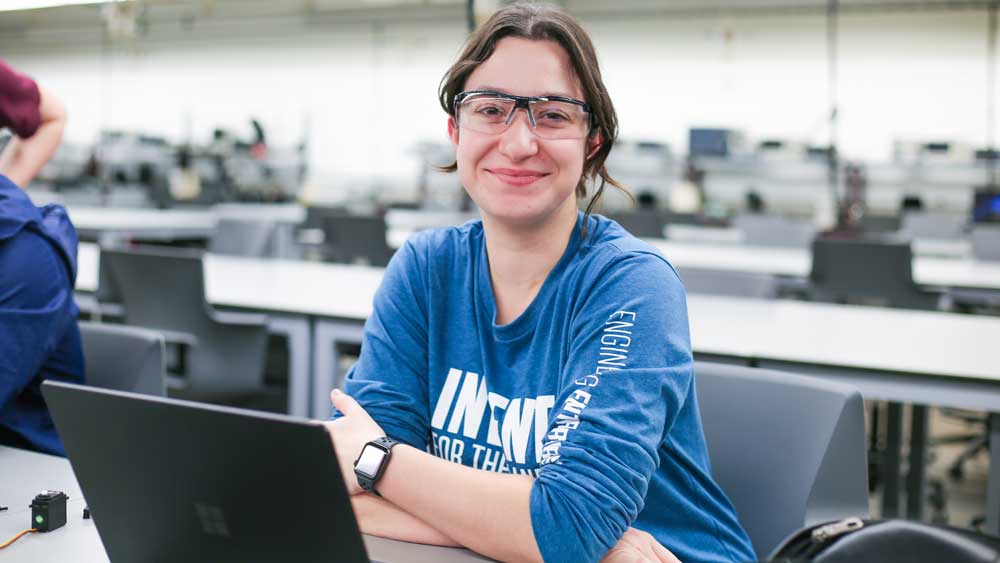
xmin=0 ymin=84 xmax=66 ymax=187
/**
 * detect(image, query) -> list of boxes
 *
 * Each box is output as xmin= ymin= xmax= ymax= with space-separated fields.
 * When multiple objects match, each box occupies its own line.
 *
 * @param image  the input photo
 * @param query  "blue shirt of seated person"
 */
xmin=0 ymin=174 xmax=83 ymax=456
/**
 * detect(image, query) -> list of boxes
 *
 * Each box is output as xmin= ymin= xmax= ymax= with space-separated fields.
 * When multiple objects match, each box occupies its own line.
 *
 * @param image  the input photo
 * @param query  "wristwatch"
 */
xmin=353 ymin=436 xmax=398 ymax=496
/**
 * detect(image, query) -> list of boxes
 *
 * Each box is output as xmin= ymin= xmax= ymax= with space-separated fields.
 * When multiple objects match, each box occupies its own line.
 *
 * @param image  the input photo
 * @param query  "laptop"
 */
xmin=42 ymin=380 xmax=381 ymax=563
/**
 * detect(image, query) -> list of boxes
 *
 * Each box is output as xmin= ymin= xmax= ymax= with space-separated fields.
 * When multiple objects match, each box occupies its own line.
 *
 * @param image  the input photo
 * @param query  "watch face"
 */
xmin=355 ymin=445 xmax=385 ymax=478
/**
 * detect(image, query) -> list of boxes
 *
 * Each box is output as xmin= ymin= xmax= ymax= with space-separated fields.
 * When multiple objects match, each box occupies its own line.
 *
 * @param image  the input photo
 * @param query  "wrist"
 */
xmin=353 ymin=436 xmax=399 ymax=496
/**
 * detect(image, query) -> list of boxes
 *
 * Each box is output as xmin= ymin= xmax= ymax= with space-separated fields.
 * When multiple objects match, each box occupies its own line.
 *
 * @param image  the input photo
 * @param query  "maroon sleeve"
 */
xmin=0 ymin=59 xmax=42 ymax=138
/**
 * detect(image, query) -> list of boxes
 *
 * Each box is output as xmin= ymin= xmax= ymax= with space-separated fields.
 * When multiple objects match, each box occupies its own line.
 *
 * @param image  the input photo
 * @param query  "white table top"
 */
xmin=686 ymin=294 xmax=1000 ymax=383
xmin=68 ymin=205 xmax=473 ymax=232
xmin=0 ymin=446 xmax=493 ymax=563
xmin=663 ymin=225 xmax=972 ymax=258
xmin=76 ymin=243 xmax=1000 ymax=383
xmin=68 ymin=207 xmax=217 ymax=233
xmin=67 ymin=203 xmax=309 ymax=232
xmin=646 ymin=239 xmax=1000 ymax=291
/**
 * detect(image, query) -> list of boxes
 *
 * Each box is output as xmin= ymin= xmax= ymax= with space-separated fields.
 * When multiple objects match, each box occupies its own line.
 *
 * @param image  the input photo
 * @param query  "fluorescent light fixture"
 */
xmin=0 ymin=0 xmax=131 ymax=12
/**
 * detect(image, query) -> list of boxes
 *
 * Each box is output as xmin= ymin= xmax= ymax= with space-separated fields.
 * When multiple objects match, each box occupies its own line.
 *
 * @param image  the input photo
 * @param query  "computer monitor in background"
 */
xmin=689 ymin=128 xmax=742 ymax=158
xmin=971 ymin=188 xmax=1000 ymax=224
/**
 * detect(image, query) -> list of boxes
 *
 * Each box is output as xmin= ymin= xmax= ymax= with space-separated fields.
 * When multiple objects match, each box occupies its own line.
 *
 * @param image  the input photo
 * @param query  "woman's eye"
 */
xmin=468 ymin=100 xmax=509 ymax=118
xmin=540 ymin=111 xmax=569 ymax=122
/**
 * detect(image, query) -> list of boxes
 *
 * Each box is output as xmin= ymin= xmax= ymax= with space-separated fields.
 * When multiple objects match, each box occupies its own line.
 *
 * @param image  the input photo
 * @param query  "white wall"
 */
xmin=1 ymin=6 xmax=994 ymax=200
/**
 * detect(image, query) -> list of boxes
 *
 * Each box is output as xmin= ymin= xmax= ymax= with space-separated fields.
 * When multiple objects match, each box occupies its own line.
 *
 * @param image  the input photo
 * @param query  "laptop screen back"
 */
xmin=42 ymin=381 xmax=370 ymax=563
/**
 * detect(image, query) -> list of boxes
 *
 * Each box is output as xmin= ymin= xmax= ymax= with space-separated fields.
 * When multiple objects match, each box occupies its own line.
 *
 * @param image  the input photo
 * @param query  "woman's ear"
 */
xmin=586 ymin=130 xmax=604 ymax=160
xmin=448 ymin=116 xmax=459 ymax=147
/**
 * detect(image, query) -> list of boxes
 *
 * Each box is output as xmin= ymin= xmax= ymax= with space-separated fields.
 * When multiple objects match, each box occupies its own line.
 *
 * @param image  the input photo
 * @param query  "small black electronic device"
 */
xmin=42 ymin=381 xmax=385 ymax=563
xmin=354 ymin=436 xmax=398 ymax=495
xmin=29 ymin=490 xmax=67 ymax=532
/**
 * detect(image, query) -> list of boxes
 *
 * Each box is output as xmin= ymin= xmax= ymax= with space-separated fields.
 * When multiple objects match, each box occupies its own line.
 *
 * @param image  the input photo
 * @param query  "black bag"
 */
xmin=769 ymin=517 xmax=1000 ymax=563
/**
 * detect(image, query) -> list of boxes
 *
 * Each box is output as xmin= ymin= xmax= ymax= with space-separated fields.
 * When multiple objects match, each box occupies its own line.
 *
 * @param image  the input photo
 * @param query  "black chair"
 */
xmin=313 ymin=208 xmax=395 ymax=267
xmin=605 ymin=210 xmax=670 ymax=238
xmin=696 ymin=362 xmax=869 ymax=559
xmin=79 ymin=321 xmax=165 ymax=396
xmin=208 ymin=218 xmax=276 ymax=258
xmin=677 ymin=267 xmax=780 ymax=299
xmin=733 ymin=213 xmax=815 ymax=249
xmin=808 ymin=238 xmax=941 ymax=310
xmin=102 ymin=246 xmax=270 ymax=403
xmin=861 ymin=214 xmax=902 ymax=234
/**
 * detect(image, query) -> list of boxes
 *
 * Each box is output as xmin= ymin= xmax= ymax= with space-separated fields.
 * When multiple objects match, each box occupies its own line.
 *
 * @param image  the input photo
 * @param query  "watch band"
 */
xmin=354 ymin=436 xmax=398 ymax=496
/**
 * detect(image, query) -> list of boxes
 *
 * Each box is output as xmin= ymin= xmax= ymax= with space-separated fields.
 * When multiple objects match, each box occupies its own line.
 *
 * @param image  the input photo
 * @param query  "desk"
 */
xmin=0 ymin=446 xmax=493 ymax=562
xmin=68 ymin=207 xmax=218 ymax=242
xmin=646 ymin=239 xmax=1000 ymax=291
xmin=67 ymin=204 xmax=472 ymax=247
xmin=74 ymin=244 xmax=1000 ymax=530
xmin=663 ymin=225 xmax=973 ymax=259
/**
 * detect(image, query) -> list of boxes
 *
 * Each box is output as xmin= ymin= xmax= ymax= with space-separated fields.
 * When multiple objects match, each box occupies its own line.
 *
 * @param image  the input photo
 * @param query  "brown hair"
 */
xmin=437 ymin=2 xmax=629 ymax=219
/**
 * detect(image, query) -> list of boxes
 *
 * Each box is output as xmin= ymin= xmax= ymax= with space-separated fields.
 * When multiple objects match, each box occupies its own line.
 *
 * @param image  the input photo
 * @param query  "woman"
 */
xmin=326 ymin=4 xmax=755 ymax=563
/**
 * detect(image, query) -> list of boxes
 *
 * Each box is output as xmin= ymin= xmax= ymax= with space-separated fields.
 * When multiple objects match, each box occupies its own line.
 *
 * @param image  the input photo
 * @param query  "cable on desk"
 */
xmin=0 ymin=528 xmax=38 ymax=549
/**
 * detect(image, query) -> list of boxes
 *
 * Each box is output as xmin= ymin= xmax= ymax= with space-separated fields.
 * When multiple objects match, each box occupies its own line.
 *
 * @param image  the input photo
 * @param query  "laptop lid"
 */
xmin=42 ymin=380 xmax=371 ymax=563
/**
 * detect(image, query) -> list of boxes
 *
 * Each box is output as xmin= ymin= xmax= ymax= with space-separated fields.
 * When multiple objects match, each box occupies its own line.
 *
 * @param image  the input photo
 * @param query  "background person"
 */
xmin=0 ymin=58 xmax=83 ymax=457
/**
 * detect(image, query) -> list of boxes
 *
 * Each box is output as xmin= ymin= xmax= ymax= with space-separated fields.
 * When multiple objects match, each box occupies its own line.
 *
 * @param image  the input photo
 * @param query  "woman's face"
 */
xmin=449 ymin=37 xmax=601 ymax=230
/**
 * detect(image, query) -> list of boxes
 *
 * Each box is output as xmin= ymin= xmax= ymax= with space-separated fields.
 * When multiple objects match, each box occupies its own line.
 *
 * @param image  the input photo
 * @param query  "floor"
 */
xmin=869 ymin=406 xmax=989 ymax=531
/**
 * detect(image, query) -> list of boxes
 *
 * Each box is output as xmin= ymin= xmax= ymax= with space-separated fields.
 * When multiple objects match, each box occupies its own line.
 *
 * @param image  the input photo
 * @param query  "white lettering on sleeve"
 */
xmin=533 ymin=395 xmax=555 ymax=464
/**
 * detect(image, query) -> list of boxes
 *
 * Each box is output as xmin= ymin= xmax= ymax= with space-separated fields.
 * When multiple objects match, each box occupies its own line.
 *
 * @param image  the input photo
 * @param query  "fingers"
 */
xmin=652 ymin=543 xmax=682 ymax=563
xmin=600 ymin=547 xmax=650 ymax=563
xmin=330 ymin=388 xmax=360 ymax=414
xmin=619 ymin=528 xmax=677 ymax=563
xmin=632 ymin=529 xmax=680 ymax=563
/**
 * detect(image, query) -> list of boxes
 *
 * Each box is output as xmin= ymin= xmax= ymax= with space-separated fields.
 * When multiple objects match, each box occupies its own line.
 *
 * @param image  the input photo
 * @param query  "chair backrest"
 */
xmin=606 ymin=210 xmax=670 ymax=238
xmin=861 ymin=214 xmax=901 ymax=234
xmin=677 ymin=266 xmax=779 ymax=299
xmin=733 ymin=213 xmax=815 ymax=248
xmin=96 ymin=244 xmax=121 ymax=304
xmin=809 ymin=237 xmax=938 ymax=309
xmin=898 ymin=211 xmax=968 ymax=240
xmin=694 ymin=362 xmax=869 ymax=560
xmin=104 ymin=246 xmax=209 ymax=331
xmin=79 ymin=321 xmax=166 ymax=396
xmin=209 ymin=218 xmax=276 ymax=257
xmin=316 ymin=209 xmax=395 ymax=267
xmin=102 ymin=246 xmax=268 ymax=400
xmin=971 ymin=226 xmax=1000 ymax=261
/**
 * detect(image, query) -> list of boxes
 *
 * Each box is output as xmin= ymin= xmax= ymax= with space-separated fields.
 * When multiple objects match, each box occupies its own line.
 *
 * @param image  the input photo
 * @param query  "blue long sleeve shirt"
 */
xmin=337 ymin=212 xmax=755 ymax=563
xmin=0 ymin=175 xmax=84 ymax=456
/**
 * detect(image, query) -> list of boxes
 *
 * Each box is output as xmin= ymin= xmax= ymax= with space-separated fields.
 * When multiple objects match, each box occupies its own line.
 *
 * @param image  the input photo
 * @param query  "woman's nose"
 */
xmin=498 ymin=108 xmax=539 ymax=160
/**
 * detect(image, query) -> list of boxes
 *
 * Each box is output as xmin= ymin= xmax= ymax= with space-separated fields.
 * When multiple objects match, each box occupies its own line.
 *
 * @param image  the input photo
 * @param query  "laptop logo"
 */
xmin=194 ymin=502 xmax=231 ymax=538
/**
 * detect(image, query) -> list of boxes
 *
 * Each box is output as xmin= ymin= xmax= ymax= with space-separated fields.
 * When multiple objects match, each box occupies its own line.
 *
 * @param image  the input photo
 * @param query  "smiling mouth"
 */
xmin=488 ymin=168 xmax=549 ymax=186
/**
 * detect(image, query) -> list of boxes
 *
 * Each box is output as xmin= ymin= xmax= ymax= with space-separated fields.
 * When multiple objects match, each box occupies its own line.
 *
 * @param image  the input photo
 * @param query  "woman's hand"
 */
xmin=322 ymin=389 xmax=386 ymax=496
xmin=600 ymin=528 xmax=682 ymax=563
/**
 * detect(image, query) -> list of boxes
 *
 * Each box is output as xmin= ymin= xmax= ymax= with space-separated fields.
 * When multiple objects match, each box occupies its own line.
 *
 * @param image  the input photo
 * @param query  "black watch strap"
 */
xmin=355 ymin=436 xmax=398 ymax=496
